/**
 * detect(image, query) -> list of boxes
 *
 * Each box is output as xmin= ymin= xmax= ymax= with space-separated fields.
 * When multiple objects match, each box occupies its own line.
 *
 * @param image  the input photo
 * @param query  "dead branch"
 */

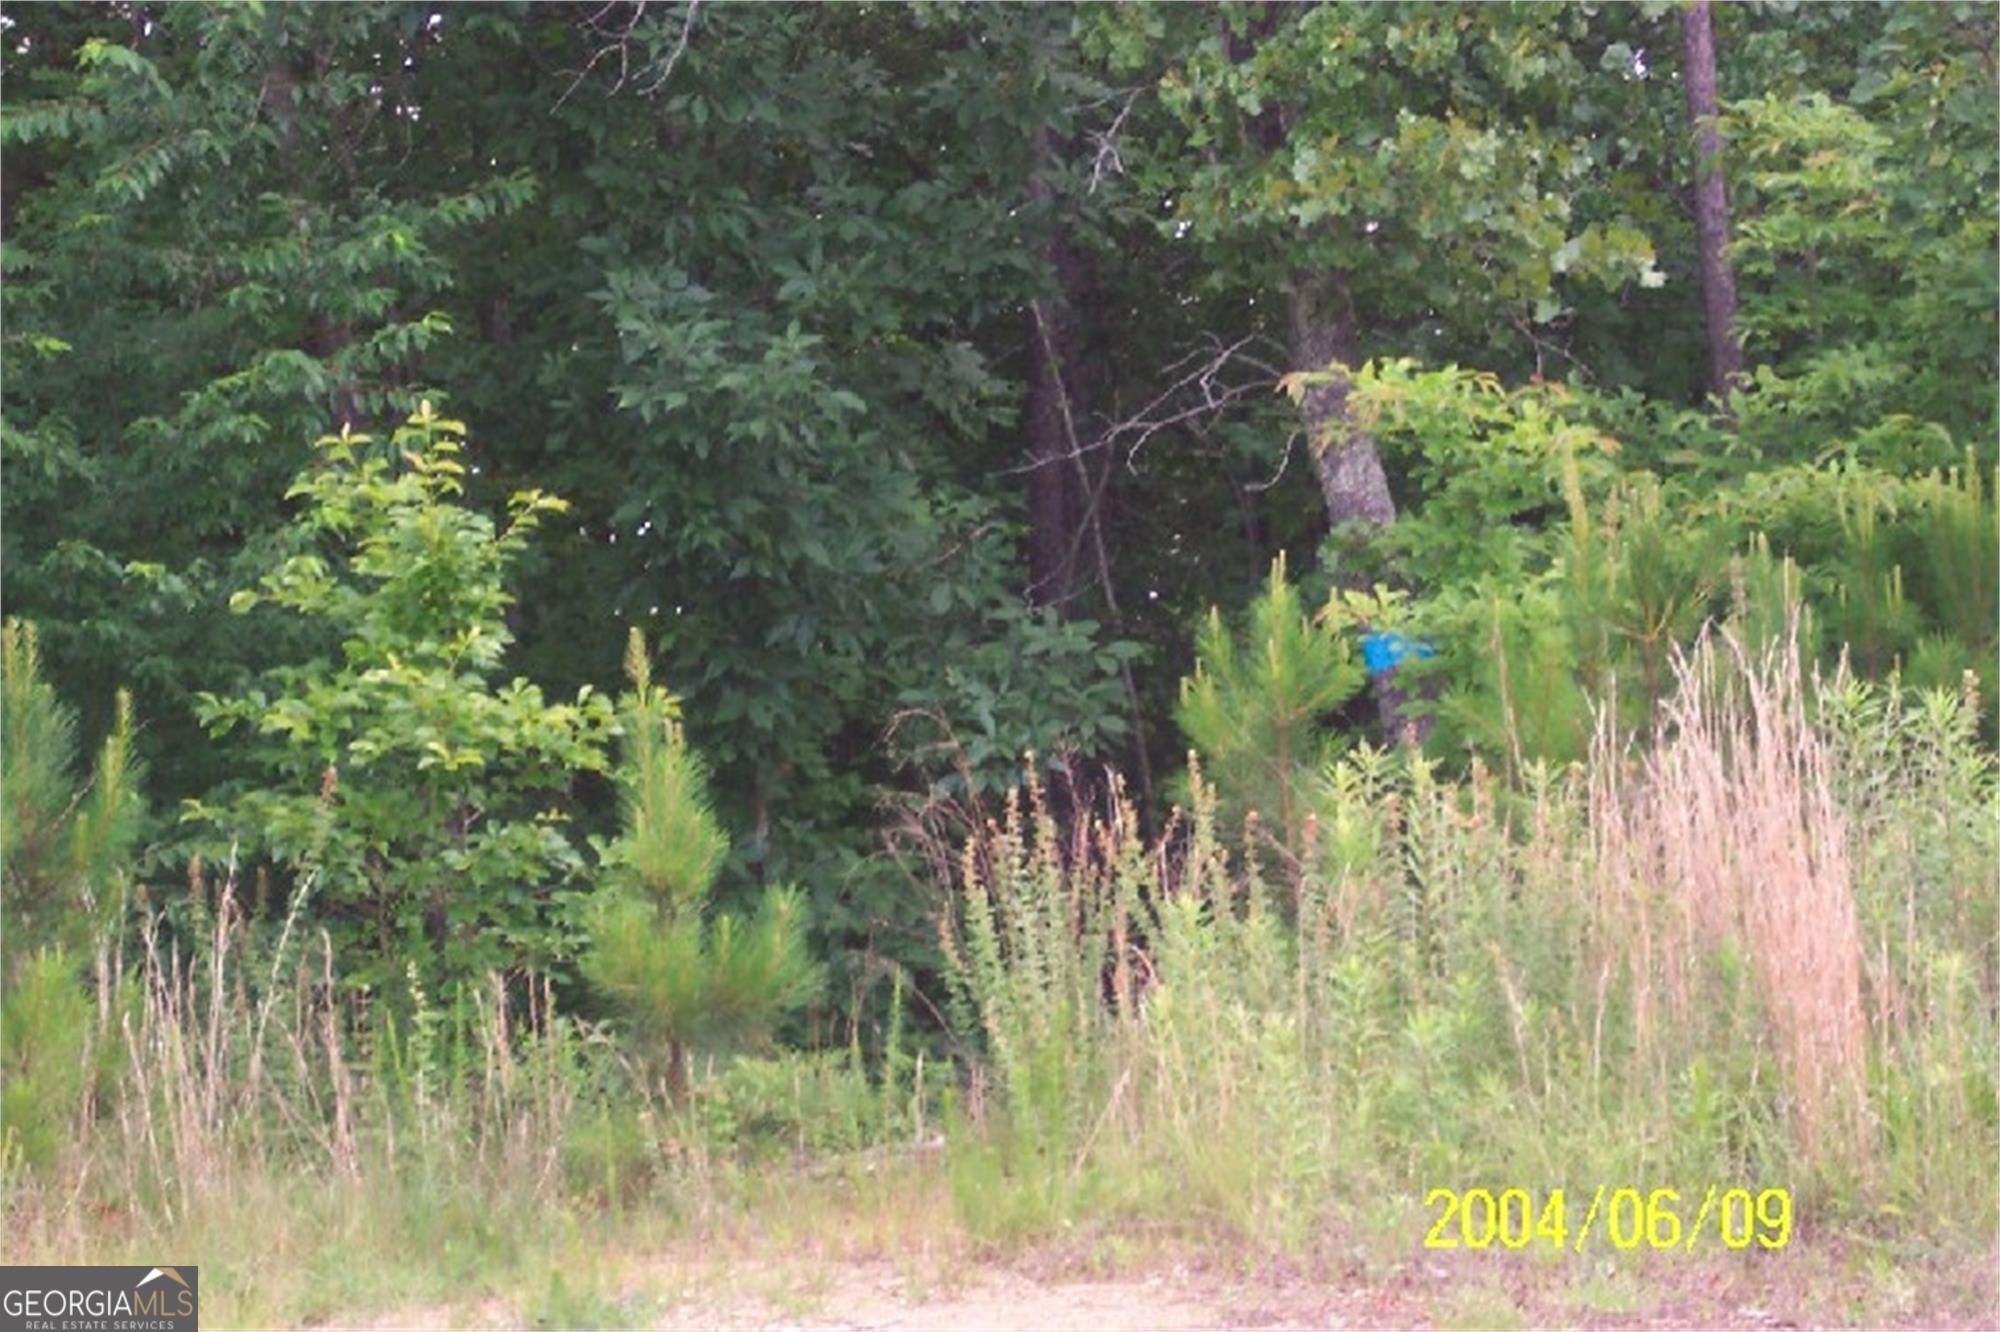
xmin=1087 ymin=86 xmax=1145 ymax=196
xmin=554 ymin=1 xmax=701 ymax=113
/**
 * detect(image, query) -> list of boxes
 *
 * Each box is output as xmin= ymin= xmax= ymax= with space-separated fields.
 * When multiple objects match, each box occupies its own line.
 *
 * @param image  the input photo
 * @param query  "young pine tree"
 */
xmin=1176 ymin=555 xmax=1367 ymax=868
xmin=1 ymin=619 xmax=144 ymax=1170
xmin=584 ymin=630 xmax=818 ymax=1095
xmin=3 ymin=619 xmax=145 ymax=954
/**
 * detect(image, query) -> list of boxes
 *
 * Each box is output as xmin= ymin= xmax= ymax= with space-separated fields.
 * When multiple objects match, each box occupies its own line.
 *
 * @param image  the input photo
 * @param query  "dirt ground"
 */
xmin=344 ymin=1241 xmax=1999 ymax=1331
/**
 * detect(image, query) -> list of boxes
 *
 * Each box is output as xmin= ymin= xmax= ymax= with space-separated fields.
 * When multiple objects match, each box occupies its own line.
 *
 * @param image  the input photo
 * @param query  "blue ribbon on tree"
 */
xmin=1359 ymin=630 xmax=1435 ymax=678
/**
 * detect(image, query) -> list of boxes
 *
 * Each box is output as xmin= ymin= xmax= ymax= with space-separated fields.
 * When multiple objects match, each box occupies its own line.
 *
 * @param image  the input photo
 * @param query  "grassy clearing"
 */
xmin=4 ymin=633 xmax=1994 ymax=1328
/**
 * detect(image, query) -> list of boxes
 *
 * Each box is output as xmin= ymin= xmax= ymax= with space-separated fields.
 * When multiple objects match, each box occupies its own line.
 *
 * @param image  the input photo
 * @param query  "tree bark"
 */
xmin=1288 ymin=270 xmax=1424 ymax=744
xmin=1288 ymin=269 xmax=1394 ymax=531
xmin=1679 ymin=0 xmax=1745 ymax=405
xmin=1024 ymin=123 xmax=1092 ymax=613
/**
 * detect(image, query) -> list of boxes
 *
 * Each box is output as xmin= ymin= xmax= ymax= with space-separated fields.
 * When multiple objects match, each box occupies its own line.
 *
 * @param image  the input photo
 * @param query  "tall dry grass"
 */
xmin=4 ymin=859 xmax=593 ymax=1321
xmin=933 ymin=627 xmax=1995 ymax=1245
xmin=1597 ymin=629 xmax=1866 ymax=1158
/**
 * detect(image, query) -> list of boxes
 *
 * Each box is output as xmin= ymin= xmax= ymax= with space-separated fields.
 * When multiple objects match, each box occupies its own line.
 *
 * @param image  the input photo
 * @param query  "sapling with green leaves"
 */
xmin=190 ymin=404 xmax=615 ymax=994
xmin=584 ymin=630 xmax=819 ymax=1096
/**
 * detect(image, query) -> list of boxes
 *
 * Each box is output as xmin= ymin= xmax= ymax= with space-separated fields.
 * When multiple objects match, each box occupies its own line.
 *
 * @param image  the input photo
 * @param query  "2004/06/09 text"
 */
xmin=1425 ymin=1186 xmax=1793 ymax=1253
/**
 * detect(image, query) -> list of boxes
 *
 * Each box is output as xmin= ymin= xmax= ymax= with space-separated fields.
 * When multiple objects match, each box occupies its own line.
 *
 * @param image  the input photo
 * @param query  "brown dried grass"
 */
xmin=1595 ymin=627 xmax=1867 ymax=1159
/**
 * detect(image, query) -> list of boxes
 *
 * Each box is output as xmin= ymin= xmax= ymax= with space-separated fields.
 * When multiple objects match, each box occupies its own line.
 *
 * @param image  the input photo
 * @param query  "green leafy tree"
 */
xmin=1723 ymin=3 xmax=1995 ymax=450
xmin=189 ymin=405 xmax=615 ymax=994
xmin=505 ymin=3 xmax=1168 ymax=1011
xmin=1094 ymin=2 xmax=1663 ymax=543
xmin=583 ymin=630 xmax=819 ymax=1095
xmin=5 ymin=0 xmax=1993 ymax=1040
xmin=1728 ymin=84 xmax=1996 ymax=458
xmin=2 ymin=4 xmax=532 ymax=802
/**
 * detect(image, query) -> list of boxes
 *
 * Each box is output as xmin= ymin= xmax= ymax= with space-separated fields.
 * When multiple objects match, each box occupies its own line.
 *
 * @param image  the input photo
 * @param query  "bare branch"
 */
xmin=554 ymin=1 xmax=702 ymax=113
xmin=1099 ymin=333 xmax=1286 ymax=468
xmin=1030 ymin=300 xmax=1156 ymax=809
xmin=1087 ymin=87 xmax=1145 ymax=196
xmin=1509 ymin=314 xmax=1599 ymax=385
xmin=635 ymin=0 xmax=701 ymax=98
xmin=1243 ymin=429 xmax=1300 ymax=493
xmin=553 ymin=1 xmax=646 ymax=113
xmin=996 ymin=331 xmax=1284 ymax=485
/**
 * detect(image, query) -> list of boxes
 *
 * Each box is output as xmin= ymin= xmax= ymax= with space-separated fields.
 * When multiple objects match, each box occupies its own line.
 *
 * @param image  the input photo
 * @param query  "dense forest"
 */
xmin=3 ymin=3 xmax=1996 ymax=1327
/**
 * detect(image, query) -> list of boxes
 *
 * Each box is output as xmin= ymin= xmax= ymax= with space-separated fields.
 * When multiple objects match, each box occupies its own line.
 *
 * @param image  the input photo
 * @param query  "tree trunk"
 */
xmin=1679 ymin=0 xmax=1745 ymax=405
xmin=1288 ymin=270 xmax=1395 ymax=531
xmin=1024 ymin=123 xmax=1092 ymax=613
xmin=1288 ymin=270 xmax=1424 ymax=744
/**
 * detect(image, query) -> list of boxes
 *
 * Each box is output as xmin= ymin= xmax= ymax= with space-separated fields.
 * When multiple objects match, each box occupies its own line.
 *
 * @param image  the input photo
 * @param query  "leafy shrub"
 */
xmin=1332 ymin=361 xmax=1625 ymax=592
xmin=189 ymin=405 xmax=615 ymax=994
xmin=692 ymin=1049 xmax=897 ymax=1160
xmin=892 ymin=603 xmax=1142 ymax=799
xmin=1322 ymin=359 xmax=1996 ymax=770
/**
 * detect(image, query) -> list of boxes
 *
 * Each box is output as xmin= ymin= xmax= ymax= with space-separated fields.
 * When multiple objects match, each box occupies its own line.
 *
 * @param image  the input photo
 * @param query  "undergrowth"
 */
xmin=931 ymin=630 xmax=1998 ymax=1252
xmin=3 ymin=632 xmax=1992 ymax=1325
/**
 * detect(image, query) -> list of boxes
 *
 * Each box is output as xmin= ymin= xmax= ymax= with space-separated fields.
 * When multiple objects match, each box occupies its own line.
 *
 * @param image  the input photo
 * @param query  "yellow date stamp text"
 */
xmin=1424 ymin=1186 xmax=1792 ymax=1253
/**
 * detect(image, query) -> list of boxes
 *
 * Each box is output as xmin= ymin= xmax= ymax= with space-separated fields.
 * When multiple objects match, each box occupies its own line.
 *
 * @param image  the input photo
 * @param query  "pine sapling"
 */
xmin=583 ymin=630 xmax=818 ymax=1096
